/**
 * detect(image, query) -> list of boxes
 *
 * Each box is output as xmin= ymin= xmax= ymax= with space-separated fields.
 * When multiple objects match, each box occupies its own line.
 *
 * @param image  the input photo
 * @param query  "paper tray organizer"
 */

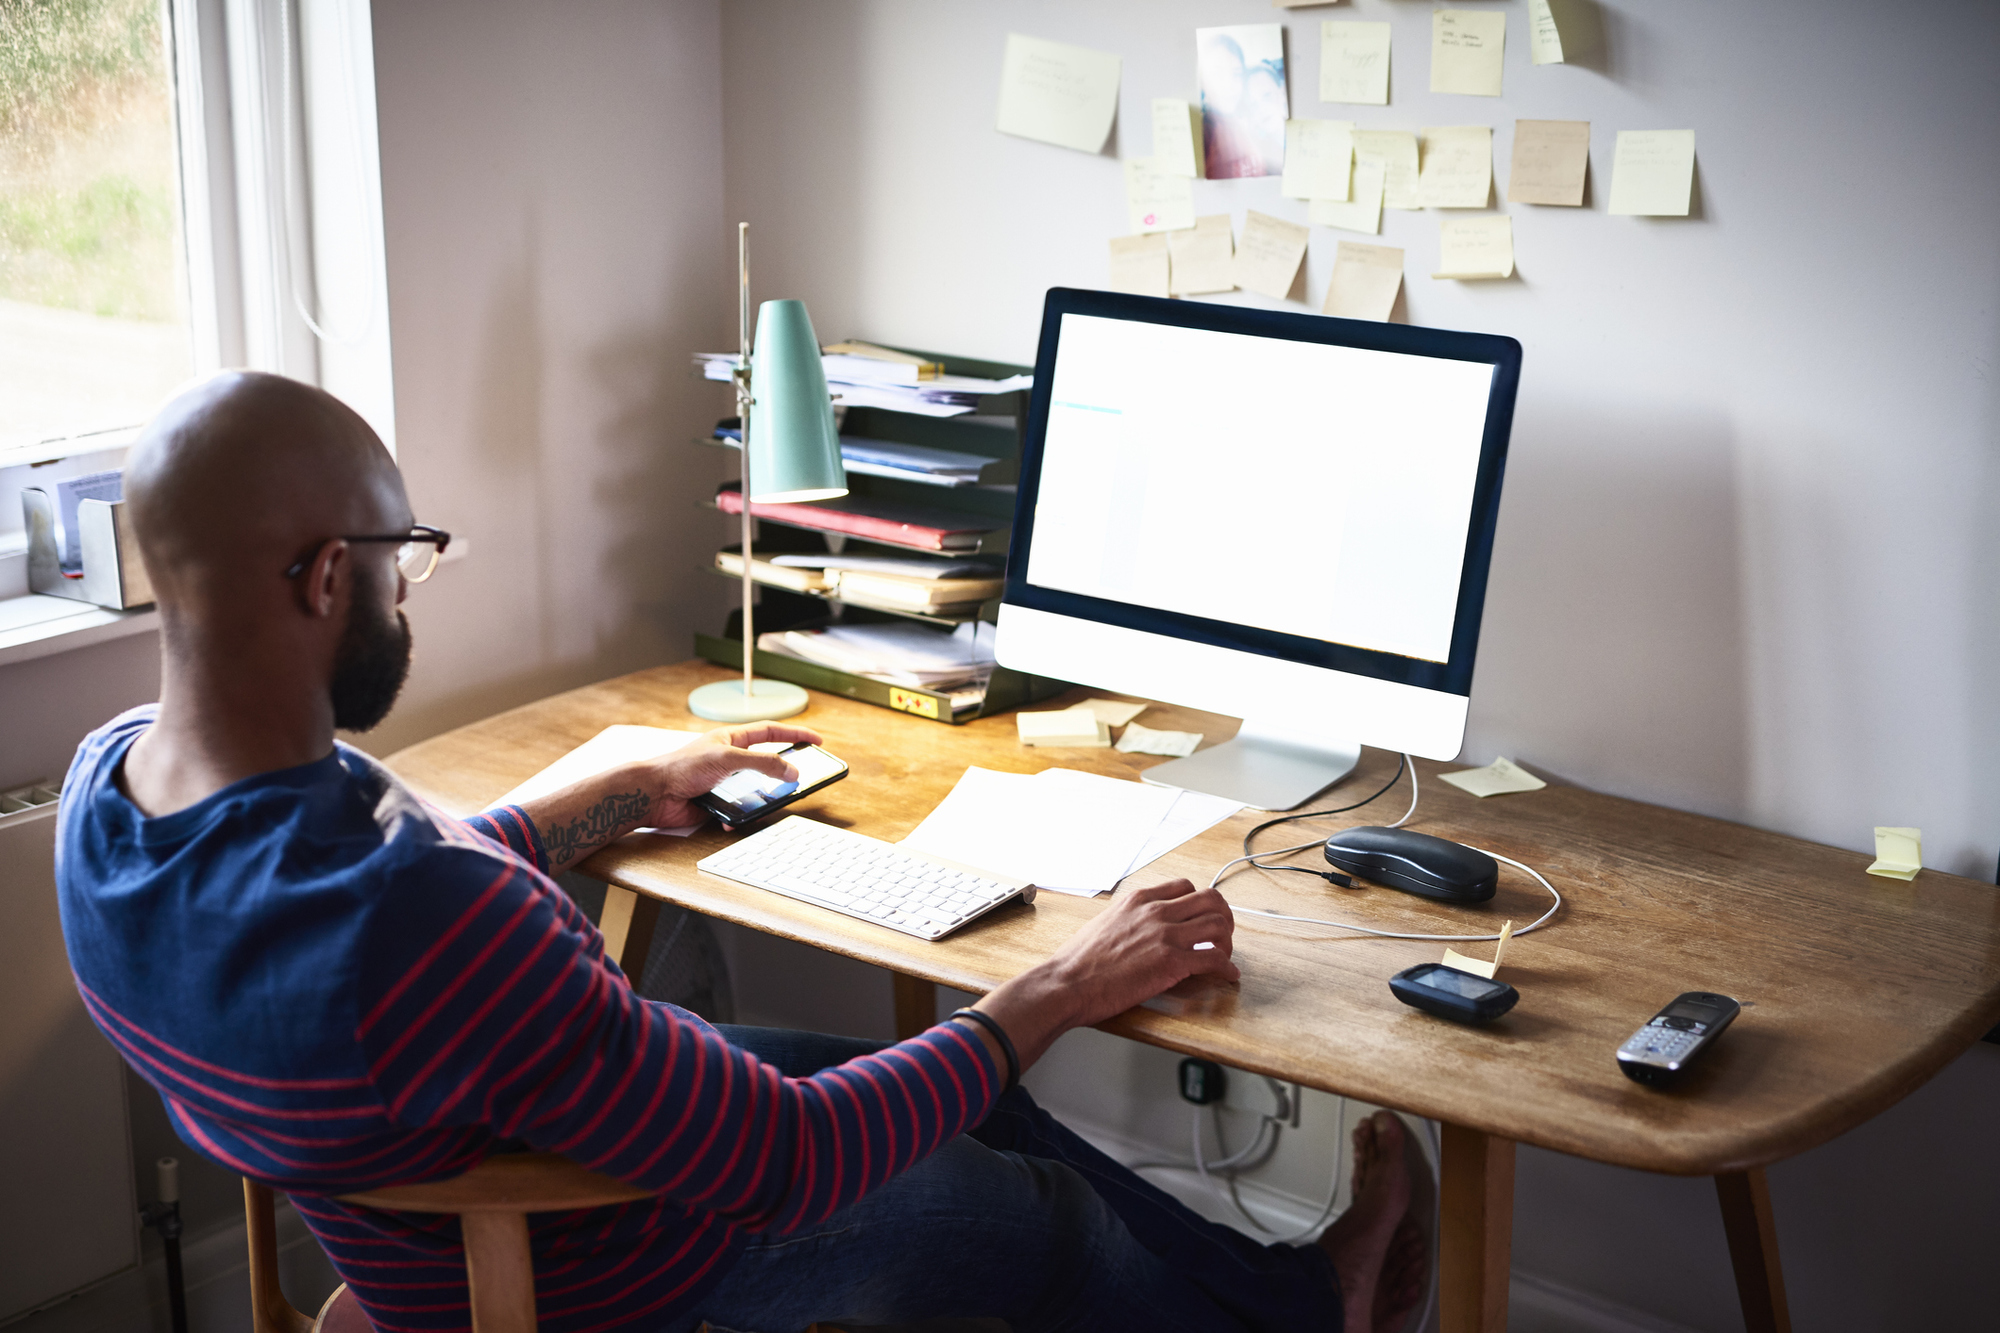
xmin=22 ymin=488 xmax=154 ymax=610
xmin=694 ymin=632 xmax=1068 ymax=725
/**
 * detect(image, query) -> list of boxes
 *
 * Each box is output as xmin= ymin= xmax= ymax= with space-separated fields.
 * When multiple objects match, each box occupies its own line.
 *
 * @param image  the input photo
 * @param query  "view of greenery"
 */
xmin=0 ymin=0 xmax=185 ymax=323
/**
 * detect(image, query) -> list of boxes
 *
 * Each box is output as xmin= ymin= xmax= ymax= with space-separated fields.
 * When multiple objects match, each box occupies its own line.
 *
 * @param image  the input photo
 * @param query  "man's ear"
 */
xmin=297 ymin=538 xmax=349 ymax=620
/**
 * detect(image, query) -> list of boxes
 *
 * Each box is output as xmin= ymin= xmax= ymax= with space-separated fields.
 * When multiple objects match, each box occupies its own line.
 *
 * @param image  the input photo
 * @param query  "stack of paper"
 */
xmin=757 ymin=621 xmax=996 ymax=691
xmin=901 ymin=767 xmax=1242 ymax=897
xmin=713 ymin=427 xmax=995 ymax=487
xmin=696 ymin=353 xmax=1032 ymax=419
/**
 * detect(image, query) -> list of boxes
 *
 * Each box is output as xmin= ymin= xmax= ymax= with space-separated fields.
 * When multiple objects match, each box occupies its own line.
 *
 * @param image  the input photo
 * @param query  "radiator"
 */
xmin=0 ymin=793 xmax=137 ymax=1319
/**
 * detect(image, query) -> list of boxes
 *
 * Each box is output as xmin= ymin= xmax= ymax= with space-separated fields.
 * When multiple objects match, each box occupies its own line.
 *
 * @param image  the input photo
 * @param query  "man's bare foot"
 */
xmin=1317 ymin=1111 xmax=1412 ymax=1332
xmin=1372 ymin=1216 xmax=1427 ymax=1332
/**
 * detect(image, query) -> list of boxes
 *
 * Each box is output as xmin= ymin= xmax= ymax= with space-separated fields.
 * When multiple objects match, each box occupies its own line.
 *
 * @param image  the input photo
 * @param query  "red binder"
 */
xmin=715 ymin=487 xmax=992 ymax=552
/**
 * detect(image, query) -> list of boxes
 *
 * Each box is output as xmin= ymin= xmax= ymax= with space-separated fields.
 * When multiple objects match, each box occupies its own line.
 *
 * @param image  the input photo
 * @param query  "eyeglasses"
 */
xmin=284 ymin=525 xmax=452 ymax=584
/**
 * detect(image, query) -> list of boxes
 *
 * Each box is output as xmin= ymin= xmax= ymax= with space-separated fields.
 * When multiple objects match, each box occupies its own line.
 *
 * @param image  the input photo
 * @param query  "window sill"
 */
xmin=0 ymin=593 xmax=157 ymax=668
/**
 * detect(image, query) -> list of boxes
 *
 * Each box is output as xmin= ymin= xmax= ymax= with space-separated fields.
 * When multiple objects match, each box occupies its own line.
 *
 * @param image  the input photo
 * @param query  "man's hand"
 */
xmin=513 ymin=722 xmax=822 ymax=874
xmin=960 ymin=879 xmax=1238 ymax=1074
xmin=628 ymin=723 xmax=823 ymax=831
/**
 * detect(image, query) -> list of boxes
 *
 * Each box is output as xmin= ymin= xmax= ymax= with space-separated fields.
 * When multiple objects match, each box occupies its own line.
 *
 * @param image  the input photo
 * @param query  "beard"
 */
xmin=329 ymin=570 xmax=412 ymax=732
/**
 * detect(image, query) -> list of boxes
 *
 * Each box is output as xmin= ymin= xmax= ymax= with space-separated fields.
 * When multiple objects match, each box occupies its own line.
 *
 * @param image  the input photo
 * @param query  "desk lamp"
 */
xmin=688 ymin=224 xmax=847 ymax=723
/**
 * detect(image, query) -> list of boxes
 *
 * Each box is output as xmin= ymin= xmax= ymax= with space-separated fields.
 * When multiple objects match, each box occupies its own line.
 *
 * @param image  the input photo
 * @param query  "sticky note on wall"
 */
xmin=1434 ymin=216 xmax=1514 ymax=280
xmin=1234 ymin=210 xmax=1311 ymax=300
xmin=1866 ymin=827 xmax=1922 ymax=880
xmin=1321 ymin=21 xmax=1391 ymax=105
xmin=1354 ymin=130 xmax=1420 ymax=210
xmin=1323 ymin=241 xmax=1403 ymax=322
xmin=1152 ymin=97 xmax=1205 ymax=178
xmin=1431 ymin=10 xmax=1506 ymax=97
xmin=1169 ymin=215 xmax=1236 ymax=295
xmin=1529 ymin=0 xmax=1565 ymax=65
xmin=1608 ymin=130 xmax=1696 ymax=216
xmin=995 ymin=33 xmax=1122 ymax=154
xmin=1418 ymin=126 xmax=1493 ymax=208
xmin=1509 ymin=119 xmax=1590 ymax=206
xmin=1282 ymin=118 xmax=1355 ymax=201
xmin=1108 ymin=234 xmax=1170 ymax=298
xmin=1125 ymin=157 xmax=1196 ymax=233
xmin=1311 ymin=157 xmax=1385 ymax=234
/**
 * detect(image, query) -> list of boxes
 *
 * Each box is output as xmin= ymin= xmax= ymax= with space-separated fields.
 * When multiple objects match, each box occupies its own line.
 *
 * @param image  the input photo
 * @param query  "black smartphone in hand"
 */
xmin=695 ymin=744 xmax=849 ymax=829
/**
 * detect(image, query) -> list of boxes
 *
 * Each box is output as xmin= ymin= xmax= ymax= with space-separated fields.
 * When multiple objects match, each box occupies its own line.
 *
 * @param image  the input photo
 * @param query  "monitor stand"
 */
xmin=1139 ymin=720 xmax=1360 ymax=812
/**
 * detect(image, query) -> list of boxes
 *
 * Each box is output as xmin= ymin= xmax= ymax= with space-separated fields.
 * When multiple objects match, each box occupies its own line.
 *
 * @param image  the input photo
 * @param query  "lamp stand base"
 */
xmin=688 ymin=678 xmax=809 ymax=723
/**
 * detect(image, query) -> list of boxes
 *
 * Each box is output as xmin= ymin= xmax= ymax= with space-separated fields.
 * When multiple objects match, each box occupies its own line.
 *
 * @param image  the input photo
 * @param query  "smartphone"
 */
xmin=1616 ymin=991 xmax=1740 ymax=1087
xmin=696 ymin=744 xmax=848 ymax=829
xmin=1388 ymin=962 xmax=1519 ymax=1025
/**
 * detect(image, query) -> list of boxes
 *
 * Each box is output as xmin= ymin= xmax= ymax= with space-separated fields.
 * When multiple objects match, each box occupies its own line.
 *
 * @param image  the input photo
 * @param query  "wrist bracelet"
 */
xmin=948 ymin=1007 xmax=1020 ymax=1092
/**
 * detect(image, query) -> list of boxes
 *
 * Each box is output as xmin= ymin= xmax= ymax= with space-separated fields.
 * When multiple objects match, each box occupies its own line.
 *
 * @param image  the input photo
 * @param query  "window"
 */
xmin=0 ymin=0 xmax=195 ymax=462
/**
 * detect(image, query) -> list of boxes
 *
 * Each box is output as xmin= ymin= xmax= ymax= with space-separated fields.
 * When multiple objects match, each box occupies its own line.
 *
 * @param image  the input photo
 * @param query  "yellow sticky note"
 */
xmin=1419 ymin=126 xmax=1493 ymax=208
xmin=1866 ymin=827 xmax=1922 ymax=881
xmin=1169 ymin=214 xmax=1236 ymax=295
xmin=1441 ymin=947 xmax=1499 ymax=980
xmin=1529 ymin=0 xmax=1565 ymax=65
xmin=1233 ymin=210 xmax=1311 ymax=301
xmin=1439 ymin=756 xmax=1546 ymax=798
xmin=1311 ymin=157 xmax=1385 ymax=234
xmin=1018 ymin=708 xmax=1111 ymax=747
xmin=995 ymin=33 xmax=1122 ymax=154
xmin=1608 ymin=130 xmax=1696 ymax=217
xmin=1509 ymin=119 xmax=1590 ymax=206
xmin=1108 ymin=234 xmax=1170 ymax=298
xmin=1434 ymin=215 xmax=1514 ymax=280
xmin=1431 ymin=10 xmax=1506 ymax=97
xmin=1322 ymin=241 xmax=1403 ymax=322
xmin=1282 ymin=118 xmax=1355 ymax=201
xmin=1493 ymin=919 xmax=1515 ymax=968
xmin=1077 ymin=698 xmax=1150 ymax=727
xmin=1354 ymin=129 xmax=1421 ymax=210
xmin=1320 ymin=21 xmax=1391 ymax=106
xmin=1152 ymin=97 xmax=1205 ymax=178
xmin=1125 ymin=157 xmax=1196 ymax=234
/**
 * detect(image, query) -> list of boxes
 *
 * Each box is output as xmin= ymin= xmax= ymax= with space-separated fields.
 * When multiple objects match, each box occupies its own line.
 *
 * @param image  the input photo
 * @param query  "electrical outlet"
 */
xmin=1178 ymin=1057 xmax=1226 ymax=1105
xmin=1221 ymin=1072 xmax=1303 ymax=1127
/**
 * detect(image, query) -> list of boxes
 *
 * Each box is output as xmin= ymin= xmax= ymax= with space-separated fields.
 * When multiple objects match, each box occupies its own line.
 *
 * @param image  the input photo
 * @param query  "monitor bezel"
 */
xmin=1002 ymin=287 xmax=1522 ymax=697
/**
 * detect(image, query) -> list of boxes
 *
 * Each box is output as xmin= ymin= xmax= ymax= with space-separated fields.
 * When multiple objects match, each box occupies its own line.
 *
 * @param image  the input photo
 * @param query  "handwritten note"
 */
xmin=1354 ymin=129 xmax=1420 ymax=210
xmin=1282 ymin=118 xmax=1354 ymax=200
xmin=995 ymin=34 xmax=1121 ymax=154
xmin=1322 ymin=241 xmax=1403 ymax=321
xmin=1609 ymin=130 xmax=1696 ymax=216
xmin=1418 ymin=126 xmax=1493 ymax=208
xmin=1234 ymin=210 xmax=1311 ymax=300
xmin=1431 ymin=10 xmax=1505 ymax=97
xmin=1169 ymin=214 xmax=1236 ymax=295
xmin=1320 ymin=21 xmax=1391 ymax=105
xmin=1115 ymin=722 xmax=1203 ymax=758
xmin=1433 ymin=215 xmax=1514 ymax=280
xmin=1311 ymin=157 xmax=1385 ymax=234
xmin=1125 ymin=157 xmax=1196 ymax=234
xmin=1508 ymin=119 xmax=1589 ymax=206
xmin=1439 ymin=756 xmax=1547 ymax=798
xmin=1529 ymin=0 xmax=1565 ymax=64
xmin=1152 ymin=97 xmax=1205 ymax=178
xmin=1866 ymin=827 xmax=1923 ymax=881
xmin=1108 ymin=234 xmax=1170 ymax=298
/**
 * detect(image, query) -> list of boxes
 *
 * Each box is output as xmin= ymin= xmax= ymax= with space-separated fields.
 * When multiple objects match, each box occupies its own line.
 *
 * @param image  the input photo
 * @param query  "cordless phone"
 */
xmin=1616 ymin=992 xmax=1740 ymax=1086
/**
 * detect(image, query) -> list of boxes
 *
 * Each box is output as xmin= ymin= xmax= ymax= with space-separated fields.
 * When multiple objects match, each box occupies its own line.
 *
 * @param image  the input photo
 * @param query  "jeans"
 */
xmin=658 ymin=1026 xmax=1342 ymax=1333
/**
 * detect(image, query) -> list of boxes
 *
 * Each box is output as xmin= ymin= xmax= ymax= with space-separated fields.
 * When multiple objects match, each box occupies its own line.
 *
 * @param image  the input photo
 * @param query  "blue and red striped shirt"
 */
xmin=57 ymin=707 xmax=1000 ymax=1332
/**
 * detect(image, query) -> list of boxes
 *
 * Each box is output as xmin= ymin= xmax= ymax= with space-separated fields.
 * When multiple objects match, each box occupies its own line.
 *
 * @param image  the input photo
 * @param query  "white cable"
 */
xmin=1230 ymin=849 xmax=1561 ymax=942
xmin=1387 ymin=755 xmax=1419 ymax=828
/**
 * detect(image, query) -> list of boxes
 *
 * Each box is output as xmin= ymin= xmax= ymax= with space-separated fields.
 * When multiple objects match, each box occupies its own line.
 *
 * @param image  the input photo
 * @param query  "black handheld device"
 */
xmin=1616 ymin=992 xmax=1740 ymax=1086
xmin=1389 ymin=962 xmax=1519 ymax=1025
xmin=696 ymin=744 xmax=849 ymax=829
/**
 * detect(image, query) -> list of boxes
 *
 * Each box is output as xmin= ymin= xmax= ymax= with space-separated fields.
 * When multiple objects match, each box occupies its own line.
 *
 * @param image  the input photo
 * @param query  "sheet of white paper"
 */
xmin=1124 ymin=788 xmax=1244 ymax=876
xmin=902 ymin=766 xmax=1170 ymax=896
xmin=1115 ymin=722 xmax=1204 ymax=758
xmin=492 ymin=725 xmax=707 ymax=835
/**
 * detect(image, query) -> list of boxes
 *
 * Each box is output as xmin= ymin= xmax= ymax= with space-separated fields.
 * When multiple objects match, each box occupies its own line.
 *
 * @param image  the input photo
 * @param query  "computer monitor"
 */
xmin=995 ymin=288 xmax=1521 ymax=810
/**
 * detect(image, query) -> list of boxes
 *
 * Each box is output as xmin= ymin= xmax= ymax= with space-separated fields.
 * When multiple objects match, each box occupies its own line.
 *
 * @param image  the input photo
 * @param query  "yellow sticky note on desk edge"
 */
xmin=1441 ymin=947 xmax=1498 ymax=980
xmin=1439 ymin=756 xmax=1547 ymax=798
xmin=1866 ymin=826 xmax=1922 ymax=880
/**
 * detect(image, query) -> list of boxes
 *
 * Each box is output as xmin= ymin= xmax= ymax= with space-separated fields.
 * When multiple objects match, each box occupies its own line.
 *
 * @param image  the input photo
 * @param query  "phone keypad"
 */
xmin=1618 ymin=1018 xmax=1708 ymax=1067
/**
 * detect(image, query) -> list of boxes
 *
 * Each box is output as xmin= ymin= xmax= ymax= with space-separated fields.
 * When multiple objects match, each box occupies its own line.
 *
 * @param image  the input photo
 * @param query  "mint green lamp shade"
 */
xmin=747 ymin=299 xmax=847 ymax=502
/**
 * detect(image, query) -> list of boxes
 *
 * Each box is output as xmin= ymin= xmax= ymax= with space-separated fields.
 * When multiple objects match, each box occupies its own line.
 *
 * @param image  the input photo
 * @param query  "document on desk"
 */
xmin=1122 ymin=787 xmax=1244 ymax=877
xmin=492 ymin=725 xmax=706 ymax=835
xmin=995 ymin=33 xmax=1121 ymax=154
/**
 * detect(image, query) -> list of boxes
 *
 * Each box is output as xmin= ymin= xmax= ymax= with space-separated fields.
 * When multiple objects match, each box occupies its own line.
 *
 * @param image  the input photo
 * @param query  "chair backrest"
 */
xmin=245 ymin=1155 xmax=650 ymax=1333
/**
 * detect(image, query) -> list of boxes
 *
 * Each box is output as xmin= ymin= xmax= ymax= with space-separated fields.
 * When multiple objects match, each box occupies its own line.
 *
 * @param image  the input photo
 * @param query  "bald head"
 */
xmin=126 ymin=371 xmax=406 ymax=602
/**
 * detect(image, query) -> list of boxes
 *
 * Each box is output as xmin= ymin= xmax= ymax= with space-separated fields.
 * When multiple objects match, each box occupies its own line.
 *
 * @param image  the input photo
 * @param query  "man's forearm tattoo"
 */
xmin=543 ymin=789 xmax=650 ymax=867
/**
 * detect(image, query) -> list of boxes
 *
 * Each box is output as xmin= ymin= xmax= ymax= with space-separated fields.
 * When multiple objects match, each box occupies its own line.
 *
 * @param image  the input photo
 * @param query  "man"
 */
xmin=58 ymin=372 xmax=1422 ymax=1332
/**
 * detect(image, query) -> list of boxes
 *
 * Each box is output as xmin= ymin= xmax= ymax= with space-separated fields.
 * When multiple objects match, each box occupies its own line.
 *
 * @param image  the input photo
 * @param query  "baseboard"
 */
xmin=1507 ymin=1269 xmax=1713 ymax=1333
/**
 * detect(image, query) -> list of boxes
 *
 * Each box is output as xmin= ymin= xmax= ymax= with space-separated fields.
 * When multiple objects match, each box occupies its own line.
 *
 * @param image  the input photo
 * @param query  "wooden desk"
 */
xmin=387 ymin=660 xmax=2000 ymax=1333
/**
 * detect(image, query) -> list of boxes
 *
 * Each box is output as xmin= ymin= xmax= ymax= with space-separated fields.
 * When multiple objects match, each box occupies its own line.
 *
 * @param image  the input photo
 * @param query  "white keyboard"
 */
xmin=697 ymin=816 xmax=1035 ymax=941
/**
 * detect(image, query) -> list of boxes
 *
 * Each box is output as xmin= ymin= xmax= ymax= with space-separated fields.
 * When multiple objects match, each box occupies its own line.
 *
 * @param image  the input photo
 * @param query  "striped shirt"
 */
xmin=57 ymin=707 xmax=1000 ymax=1332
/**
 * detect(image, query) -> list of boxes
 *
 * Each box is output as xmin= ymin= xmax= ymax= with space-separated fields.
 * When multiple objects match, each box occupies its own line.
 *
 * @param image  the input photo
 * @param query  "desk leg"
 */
xmin=1439 ymin=1122 xmax=1514 ymax=1333
xmin=892 ymin=973 xmax=938 ymax=1040
xmin=1715 ymin=1168 xmax=1791 ymax=1333
xmin=599 ymin=885 xmax=663 ymax=979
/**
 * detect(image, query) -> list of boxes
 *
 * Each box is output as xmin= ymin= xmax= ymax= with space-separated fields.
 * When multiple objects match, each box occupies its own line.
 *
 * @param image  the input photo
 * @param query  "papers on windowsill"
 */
xmin=901 ymin=766 xmax=1242 ymax=896
xmin=491 ymin=725 xmax=707 ymax=836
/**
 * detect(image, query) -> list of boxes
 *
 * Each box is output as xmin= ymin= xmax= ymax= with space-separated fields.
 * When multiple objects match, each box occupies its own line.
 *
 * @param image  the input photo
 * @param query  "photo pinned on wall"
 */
xmin=1197 ymin=24 xmax=1287 ymax=179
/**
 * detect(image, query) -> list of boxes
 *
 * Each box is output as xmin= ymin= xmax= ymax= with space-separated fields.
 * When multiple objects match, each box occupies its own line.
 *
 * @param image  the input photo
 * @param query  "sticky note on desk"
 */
xmin=1018 ymin=708 xmax=1111 ymax=747
xmin=1115 ymin=722 xmax=1203 ymax=758
xmin=1077 ymin=698 xmax=1150 ymax=727
xmin=995 ymin=33 xmax=1121 ymax=154
xmin=1431 ymin=10 xmax=1506 ymax=98
xmin=1439 ymin=756 xmax=1546 ymax=798
xmin=1443 ymin=920 xmax=1512 ymax=979
xmin=1434 ymin=216 xmax=1514 ymax=280
xmin=1866 ymin=827 xmax=1922 ymax=880
xmin=1608 ymin=130 xmax=1696 ymax=217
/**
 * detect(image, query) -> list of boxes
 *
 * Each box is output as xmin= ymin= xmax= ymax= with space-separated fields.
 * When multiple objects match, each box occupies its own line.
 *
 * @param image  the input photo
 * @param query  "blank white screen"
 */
xmin=1023 ymin=313 xmax=1494 ymax=664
